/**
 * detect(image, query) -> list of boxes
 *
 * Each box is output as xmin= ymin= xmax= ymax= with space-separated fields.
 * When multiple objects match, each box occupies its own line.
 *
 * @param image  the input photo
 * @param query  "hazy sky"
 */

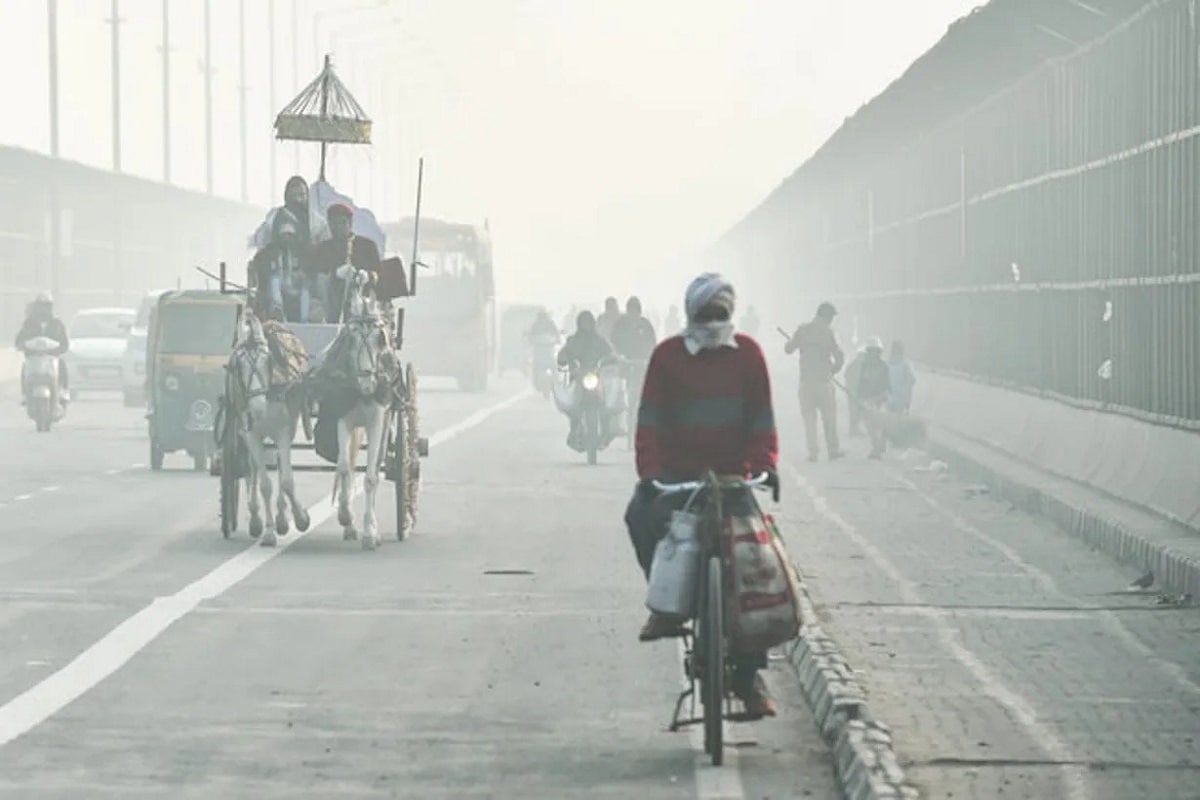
xmin=0 ymin=0 xmax=981 ymax=307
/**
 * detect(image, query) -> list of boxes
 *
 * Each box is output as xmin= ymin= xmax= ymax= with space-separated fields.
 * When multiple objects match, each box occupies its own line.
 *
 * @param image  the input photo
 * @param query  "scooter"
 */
xmin=21 ymin=336 xmax=67 ymax=433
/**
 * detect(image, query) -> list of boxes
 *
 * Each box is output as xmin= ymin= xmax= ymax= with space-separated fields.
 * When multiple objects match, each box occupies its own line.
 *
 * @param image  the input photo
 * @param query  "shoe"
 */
xmin=807 ymin=454 xmax=819 ymax=463
xmin=733 ymin=673 xmax=778 ymax=719
xmin=638 ymin=613 xmax=687 ymax=642
xmin=829 ymin=450 xmax=845 ymax=461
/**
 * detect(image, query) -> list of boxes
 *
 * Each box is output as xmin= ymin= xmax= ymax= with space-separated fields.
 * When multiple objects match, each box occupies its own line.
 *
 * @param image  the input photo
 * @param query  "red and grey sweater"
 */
xmin=635 ymin=333 xmax=779 ymax=480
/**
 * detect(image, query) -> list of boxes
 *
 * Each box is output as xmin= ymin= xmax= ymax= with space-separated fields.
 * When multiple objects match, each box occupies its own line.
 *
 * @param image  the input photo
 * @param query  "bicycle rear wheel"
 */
xmin=701 ymin=554 xmax=725 ymax=764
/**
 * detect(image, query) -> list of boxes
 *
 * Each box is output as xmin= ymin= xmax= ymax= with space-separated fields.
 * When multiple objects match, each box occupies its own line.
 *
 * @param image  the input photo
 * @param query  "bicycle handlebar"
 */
xmin=652 ymin=472 xmax=770 ymax=495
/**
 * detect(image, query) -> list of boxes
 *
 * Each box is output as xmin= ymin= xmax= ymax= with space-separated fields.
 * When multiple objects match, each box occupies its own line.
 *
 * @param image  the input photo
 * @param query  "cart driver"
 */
xmin=314 ymin=203 xmax=382 ymax=323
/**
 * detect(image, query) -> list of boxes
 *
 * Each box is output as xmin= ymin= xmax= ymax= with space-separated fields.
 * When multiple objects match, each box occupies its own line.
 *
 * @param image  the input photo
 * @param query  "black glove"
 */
xmin=764 ymin=470 xmax=781 ymax=503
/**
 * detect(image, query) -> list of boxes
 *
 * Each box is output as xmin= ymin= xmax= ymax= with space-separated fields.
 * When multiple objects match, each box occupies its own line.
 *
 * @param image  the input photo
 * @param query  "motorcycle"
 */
xmin=21 ymin=336 xmax=67 ymax=432
xmin=555 ymin=359 xmax=624 ymax=465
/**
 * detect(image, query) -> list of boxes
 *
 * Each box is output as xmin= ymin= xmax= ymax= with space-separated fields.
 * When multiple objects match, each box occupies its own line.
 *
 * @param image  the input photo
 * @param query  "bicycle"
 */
xmin=653 ymin=471 xmax=770 ymax=766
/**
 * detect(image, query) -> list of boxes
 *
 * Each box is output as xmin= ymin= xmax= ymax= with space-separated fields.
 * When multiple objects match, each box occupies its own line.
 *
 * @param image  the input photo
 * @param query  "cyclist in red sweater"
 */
xmin=624 ymin=272 xmax=781 ymax=718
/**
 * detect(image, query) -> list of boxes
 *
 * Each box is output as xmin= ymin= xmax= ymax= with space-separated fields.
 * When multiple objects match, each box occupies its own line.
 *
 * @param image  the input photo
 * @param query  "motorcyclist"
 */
xmin=556 ymin=311 xmax=614 ymax=447
xmin=14 ymin=293 xmax=70 ymax=403
xmin=611 ymin=296 xmax=657 ymax=363
xmin=527 ymin=309 xmax=561 ymax=387
xmin=624 ymin=272 xmax=781 ymax=719
xmin=610 ymin=296 xmax=657 ymax=406
xmin=596 ymin=297 xmax=621 ymax=341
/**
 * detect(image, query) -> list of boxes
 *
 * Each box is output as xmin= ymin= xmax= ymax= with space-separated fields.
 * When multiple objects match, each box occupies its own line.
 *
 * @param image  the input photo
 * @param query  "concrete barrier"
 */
xmin=916 ymin=370 xmax=1200 ymax=531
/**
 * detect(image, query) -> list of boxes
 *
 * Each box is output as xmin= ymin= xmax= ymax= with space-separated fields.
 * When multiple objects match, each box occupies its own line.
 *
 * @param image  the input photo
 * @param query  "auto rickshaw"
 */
xmin=146 ymin=289 xmax=241 ymax=471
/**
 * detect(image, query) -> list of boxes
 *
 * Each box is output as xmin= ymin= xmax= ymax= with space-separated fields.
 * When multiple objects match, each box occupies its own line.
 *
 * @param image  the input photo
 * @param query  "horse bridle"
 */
xmin=229 ymin=340 xmax=271 ymax=412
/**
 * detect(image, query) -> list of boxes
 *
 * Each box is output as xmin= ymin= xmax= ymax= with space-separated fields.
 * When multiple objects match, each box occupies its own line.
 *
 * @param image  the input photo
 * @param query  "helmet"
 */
xmin=34 ymin=292 xmax=53 ymax=305
xmin=816 ymin=301 xmax=837 ymax=319
xmin=865 ymin=336 xmax=884 ymax=352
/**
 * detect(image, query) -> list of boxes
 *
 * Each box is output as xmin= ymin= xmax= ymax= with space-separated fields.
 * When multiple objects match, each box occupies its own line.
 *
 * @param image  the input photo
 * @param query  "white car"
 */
xmin=122 ymin=290 xmax=169 ymax=406
xmin=66 ymin=307 xmax=136 ymax=395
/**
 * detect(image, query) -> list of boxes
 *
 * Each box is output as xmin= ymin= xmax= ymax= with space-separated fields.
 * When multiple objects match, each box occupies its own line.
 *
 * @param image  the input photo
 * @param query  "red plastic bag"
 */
xmin=723 ymin=505 xmax=803 ymax=653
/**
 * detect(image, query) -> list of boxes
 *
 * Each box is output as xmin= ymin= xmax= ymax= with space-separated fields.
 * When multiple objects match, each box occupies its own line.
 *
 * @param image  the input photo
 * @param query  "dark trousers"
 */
xmin=624 ymin=484 xmax=767 ymax=681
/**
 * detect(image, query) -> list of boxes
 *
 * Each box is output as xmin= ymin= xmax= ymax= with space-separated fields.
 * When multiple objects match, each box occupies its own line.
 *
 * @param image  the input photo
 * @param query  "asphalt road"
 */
xmin=2 ymin=371 xmax=1197 ymax=800
xmin=0 ymin=378 xmax=837 ymax=799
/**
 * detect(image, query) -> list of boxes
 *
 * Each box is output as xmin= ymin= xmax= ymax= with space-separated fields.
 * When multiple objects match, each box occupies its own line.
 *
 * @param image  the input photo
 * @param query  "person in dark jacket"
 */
xmin=611 ymin=297 xmax=657 ymax=363
xmin=14 ymin=293 xmax=70 ymax=401
xmin=251 ymin=211 xmax=312 ymax=322
xmin=855 ymin=337 xmax=891 ymax=459
xmin=557 ymin=311 xmax=614 ymax=446
xmin=313 ymin=203 xmax=382 ymax=323
xmin=610 ymin=296 xmax=657 ymax=417
xmin=596 ymin=296 xmax=621 ymax=341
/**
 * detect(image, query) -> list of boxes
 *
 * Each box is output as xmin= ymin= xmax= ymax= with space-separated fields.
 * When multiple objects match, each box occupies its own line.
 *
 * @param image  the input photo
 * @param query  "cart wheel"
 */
xmin=219 ymin=407 xmax=240 ymax=538
xmin=393 ymin=407 xmax=411 ymax=541
xmin=405 ymin=363 xmax=421 ymax=528
xmin=702 ymin=555 xmax=725 ymax=764
xmin=220 ymin=465 xmax=239 ymax=539
xmin=150 ymin=436 xmax=164 ymax=471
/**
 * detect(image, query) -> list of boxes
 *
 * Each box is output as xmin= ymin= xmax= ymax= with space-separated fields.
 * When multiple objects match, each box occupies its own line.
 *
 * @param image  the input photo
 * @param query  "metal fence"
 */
xmin=0 ymin=147 xmax=263 ymax=327
xmin=726 ymin=0 xmax=1200 ymax=430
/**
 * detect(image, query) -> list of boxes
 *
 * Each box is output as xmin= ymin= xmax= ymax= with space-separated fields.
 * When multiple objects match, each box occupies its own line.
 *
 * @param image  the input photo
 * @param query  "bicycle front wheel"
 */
xmin=702 ymin=554 xmax=725 ymax=765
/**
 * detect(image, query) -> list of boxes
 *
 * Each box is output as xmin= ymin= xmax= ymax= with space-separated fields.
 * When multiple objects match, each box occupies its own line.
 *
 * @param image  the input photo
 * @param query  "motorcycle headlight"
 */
xmin=163 ymin=374 xmax=181 ymax=392
xmin=581 ymin=372 xmax=600 ymax=391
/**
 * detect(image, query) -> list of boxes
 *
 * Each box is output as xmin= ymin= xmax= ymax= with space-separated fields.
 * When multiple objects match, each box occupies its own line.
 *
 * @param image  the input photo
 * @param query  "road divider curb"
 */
xmin=784 ymin=582 xmax=920 ymax=800
xmin=927 ymin=435 xmax=1200 ymax=605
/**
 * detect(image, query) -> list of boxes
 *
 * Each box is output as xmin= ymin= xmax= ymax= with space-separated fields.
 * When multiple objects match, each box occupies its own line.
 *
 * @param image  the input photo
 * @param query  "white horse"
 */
xmin=227 ymin=312 xmax=311 ymax=546
xmin=328 ymin=284 xmax=398 ymax=550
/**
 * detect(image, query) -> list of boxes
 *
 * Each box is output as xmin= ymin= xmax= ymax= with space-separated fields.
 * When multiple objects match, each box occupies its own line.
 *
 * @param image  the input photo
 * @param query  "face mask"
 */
xmin=683 ymin=320 xmax=736 ymax=354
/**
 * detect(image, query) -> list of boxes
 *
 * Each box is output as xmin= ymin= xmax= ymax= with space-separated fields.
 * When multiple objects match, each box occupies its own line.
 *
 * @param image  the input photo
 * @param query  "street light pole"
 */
xmin=239 ymin=0 xmax=248 ymax=202
xmin=48 ymin=0 xmax=59 ymax=160
xmin=269 ymin=0 xmax=277 ymax=199
xmin=292 ymin=0 xmax=301 ymax=177
xmin=108 ymin=0 xmax=122 ymax=172
xmin=203 ymin=0 xmax=213 ymax=195
xmin=47 ymin=0 xmax=61 ymax=301
xmin=161 ymin=0 xmax=170 ymax=183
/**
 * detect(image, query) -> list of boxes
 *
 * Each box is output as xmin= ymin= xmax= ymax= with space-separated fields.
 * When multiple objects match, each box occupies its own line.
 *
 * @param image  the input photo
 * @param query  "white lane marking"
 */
xmin=427 ymin=389 xmax=532 ymax=447
xmin=890 ymin=468 xmax=1200 ymax=697
xmin=196 ymin=606 xmax=624 ymax=618
xmin=677 ymin=640 xmax=746 ymax=800
xmin=14 ymin=494 xmax=32 ymax=502
xmin=130 ymin=463 xmax=145 ymax=469
xmin=103 ymin=468 xmax=122 ymax=476
xmin=789 ymin=466 xmax=1091 ymax=800
xmin=0 ymin=390 xmax=528 ymax=748
xmin=41 ymin=486 xmax=59 ymax=493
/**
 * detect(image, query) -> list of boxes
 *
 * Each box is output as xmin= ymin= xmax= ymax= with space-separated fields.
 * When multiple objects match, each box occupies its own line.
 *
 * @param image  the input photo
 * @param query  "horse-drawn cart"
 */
xmin=212 ymin=54 xmax=429 ymax=548
xmin=213 ymin=260 xmax=427 ymax=545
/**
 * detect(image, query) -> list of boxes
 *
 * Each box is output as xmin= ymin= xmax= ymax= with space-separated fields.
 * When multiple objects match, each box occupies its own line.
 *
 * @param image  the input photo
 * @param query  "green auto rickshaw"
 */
xmin=146 ymin=290 xmax=241 ymax=471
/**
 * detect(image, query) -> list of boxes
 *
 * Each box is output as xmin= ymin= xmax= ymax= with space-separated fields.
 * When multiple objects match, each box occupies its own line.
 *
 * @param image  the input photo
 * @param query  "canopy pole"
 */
xmin=318 ymin=53 xmax=331 ymax=181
